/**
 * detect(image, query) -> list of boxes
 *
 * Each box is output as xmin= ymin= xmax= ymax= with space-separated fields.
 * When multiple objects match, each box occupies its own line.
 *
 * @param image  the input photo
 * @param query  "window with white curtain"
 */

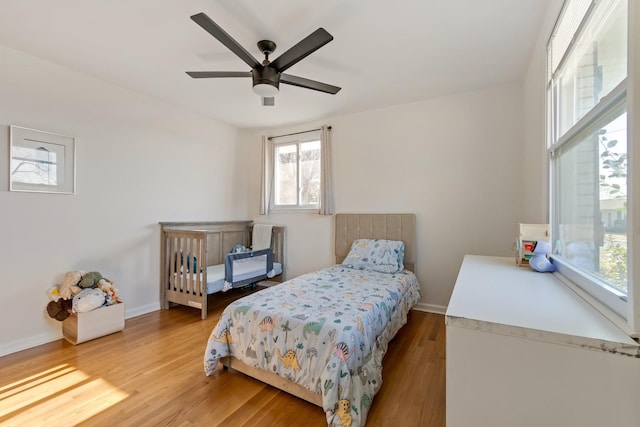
xmin=548 ymin=0 xmax=635 ymax=330
xmin=272 ymin=131 xmax=321 ymax=210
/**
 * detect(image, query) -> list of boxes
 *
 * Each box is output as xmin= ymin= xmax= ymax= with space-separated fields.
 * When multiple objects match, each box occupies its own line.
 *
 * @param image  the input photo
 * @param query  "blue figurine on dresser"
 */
xmin=530 ymin=241 xmax=555 ymax=272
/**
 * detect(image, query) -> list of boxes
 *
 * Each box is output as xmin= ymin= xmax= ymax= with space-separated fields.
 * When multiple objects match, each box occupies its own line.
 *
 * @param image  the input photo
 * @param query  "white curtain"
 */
xmin=259 ymin=135 xmax=273 ymax=215
xmin=319 ymin=125 xmax=335 ymax=215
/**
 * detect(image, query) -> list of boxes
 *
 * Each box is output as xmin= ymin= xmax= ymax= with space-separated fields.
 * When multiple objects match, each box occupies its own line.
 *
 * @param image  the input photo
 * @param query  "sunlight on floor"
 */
xmin=0 ymin=364 xmax=128 ymax=425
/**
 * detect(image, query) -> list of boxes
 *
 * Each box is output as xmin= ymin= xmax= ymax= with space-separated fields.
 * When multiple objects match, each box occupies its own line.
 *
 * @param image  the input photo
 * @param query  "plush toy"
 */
xmin=97 ymin=278 xmax=121 ymax=305
xmin=46 ymin=298 xmax=73 ymax=321
xmin=79 ymin=271 xmax=104 ymax=289
xmin=47 ymin=285 xmax=61 ymax=302
xmin=46 ymin=270 xmax=119 ymax=321
xmin=72 ymin=288 xmax=106 ymax=313
xmin=59 ymin=270 xmax=85 ymax=300
xmin=530 ymin=241 xmax=555 ymax=273
xmin=231 ymin=244 xmax=249 ymax=253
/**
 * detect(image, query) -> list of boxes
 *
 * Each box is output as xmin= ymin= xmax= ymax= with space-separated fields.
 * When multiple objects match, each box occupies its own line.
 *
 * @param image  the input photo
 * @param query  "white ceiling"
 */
xmin=0 ymin=0 xmax=552 ymax=130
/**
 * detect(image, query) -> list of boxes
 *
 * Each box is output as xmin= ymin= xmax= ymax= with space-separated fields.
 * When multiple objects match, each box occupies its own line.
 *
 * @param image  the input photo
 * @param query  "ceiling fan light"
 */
xmin=253 ymin=83 xmax=279 ymax=97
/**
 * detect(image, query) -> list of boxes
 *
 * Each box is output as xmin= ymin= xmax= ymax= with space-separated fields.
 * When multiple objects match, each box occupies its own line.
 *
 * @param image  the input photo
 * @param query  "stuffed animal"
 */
xmin=530 ymin=241 xmax=555 ymax=273
xmin=59 ymin=270 xmax=85 ymax=300
xmin=47 ymin=285 xmax=61 ymax=302
xmin=97 ymin=278 xmax=121 ymax=305
xmin=72 ymin=288 xmax=106 ymax=313
xmin=79 ymin=271 xmax=104 ymax=289
xmin=231 ymin=244 xmax=249 ymax=253
xmin=46 ymin=298 xmax=73 ymax=321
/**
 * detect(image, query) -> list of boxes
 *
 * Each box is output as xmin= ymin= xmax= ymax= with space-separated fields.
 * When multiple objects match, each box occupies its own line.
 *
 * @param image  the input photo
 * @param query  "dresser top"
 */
xmin=446 ymin=255 xmax=639 ymax=356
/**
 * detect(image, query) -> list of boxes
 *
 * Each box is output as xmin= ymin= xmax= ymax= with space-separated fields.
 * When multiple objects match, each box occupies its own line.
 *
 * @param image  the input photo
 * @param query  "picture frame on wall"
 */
xmin=9 ymin=126 xmax=76 ymax=194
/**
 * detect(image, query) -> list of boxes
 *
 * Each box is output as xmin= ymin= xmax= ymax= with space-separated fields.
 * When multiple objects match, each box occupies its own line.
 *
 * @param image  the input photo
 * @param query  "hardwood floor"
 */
xmin=0 ymin=288 xmax=446 ymax=426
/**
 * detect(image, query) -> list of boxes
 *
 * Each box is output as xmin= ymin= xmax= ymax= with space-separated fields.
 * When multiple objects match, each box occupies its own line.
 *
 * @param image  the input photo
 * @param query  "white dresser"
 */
xmin=446 ymin=255 xmax=640 ymax=427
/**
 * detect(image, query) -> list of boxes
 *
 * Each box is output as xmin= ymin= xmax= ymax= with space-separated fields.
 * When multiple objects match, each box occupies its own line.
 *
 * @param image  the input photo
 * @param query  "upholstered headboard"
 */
xmin=335 ymin=214 xmax=416 ymax=272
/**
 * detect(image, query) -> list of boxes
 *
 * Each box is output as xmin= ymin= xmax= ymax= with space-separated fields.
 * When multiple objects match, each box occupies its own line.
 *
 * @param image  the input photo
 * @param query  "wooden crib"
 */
xmin=159 ymin=221 xmax=285 ymax=319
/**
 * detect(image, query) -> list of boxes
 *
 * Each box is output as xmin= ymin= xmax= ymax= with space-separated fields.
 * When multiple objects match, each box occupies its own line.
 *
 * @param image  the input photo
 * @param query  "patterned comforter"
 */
xmin=204 ymin=265 xmax=421 ymax=427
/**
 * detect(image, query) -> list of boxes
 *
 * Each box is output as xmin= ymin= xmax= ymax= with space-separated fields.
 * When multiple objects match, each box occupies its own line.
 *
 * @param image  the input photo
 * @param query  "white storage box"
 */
xmin=62 ymin=302 xmax=125 ymax=345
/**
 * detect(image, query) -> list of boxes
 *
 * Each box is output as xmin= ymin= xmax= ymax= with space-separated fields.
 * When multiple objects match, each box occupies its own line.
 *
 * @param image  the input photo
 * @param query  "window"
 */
xmin=274 ymin=140 xmax=321 ymax=207
xmin=272 ymin=134 xmax=321 ymax=210
xmin=261 ymin=126 xmax=333 ymax=216
xmin=547 ymin=0 xmax=634 ymax=327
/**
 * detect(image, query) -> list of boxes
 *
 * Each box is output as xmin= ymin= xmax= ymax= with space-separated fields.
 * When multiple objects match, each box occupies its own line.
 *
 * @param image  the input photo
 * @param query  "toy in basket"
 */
xmin=46 ymin=270 xmax=124 ymax=344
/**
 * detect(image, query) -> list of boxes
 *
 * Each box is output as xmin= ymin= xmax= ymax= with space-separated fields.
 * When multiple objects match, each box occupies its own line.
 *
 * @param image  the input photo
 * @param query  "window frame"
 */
xmin=547 ymin=0 xmax=638 ymax=336
xmin=270 ymin=133 xmax=322 ymax=212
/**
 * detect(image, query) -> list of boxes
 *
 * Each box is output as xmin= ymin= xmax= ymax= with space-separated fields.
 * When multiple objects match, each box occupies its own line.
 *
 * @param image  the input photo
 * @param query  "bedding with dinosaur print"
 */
xmin=204 ymin=265 xmax=421 ymax=427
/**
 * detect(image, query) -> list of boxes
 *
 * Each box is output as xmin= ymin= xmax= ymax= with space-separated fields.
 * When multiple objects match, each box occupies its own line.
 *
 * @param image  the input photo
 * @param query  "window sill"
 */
xmin=446 ymin=255 xmax=639 ymax=357
xmin=269 ymin=208 xmax=318 ymax=214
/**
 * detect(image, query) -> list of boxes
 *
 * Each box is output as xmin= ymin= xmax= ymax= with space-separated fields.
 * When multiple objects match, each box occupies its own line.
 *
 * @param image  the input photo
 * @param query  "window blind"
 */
xmin=548 ymin=0 xmax=593 ymax=79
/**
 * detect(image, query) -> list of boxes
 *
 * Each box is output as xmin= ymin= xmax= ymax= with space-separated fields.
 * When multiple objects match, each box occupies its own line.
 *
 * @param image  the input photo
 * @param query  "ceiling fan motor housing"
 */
xmin=252 ymin=66 xmax=280 ymax=90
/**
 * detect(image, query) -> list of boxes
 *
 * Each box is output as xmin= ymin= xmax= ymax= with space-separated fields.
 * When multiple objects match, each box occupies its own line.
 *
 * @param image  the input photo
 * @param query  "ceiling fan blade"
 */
xmin=190 ymin=13 xmax=261 ymax=69
xmin=186 ymin=71 xmax=252 ymax=78
xmin=280 ymin=74 xmax=341 ymax=94
xmin=262 ymin=97 xmax=275 ymax=106
xmin=270 ymin=28 xmax=333 ymax=73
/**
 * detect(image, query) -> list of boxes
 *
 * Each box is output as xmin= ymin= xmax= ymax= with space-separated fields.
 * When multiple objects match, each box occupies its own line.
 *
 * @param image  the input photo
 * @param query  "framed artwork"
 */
xmin=9 ymin=126 xmax=76 ymax=194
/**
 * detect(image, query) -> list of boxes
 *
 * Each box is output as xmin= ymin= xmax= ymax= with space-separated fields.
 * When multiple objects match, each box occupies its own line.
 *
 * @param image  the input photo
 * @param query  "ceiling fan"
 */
xmin=186 ymin=13 xmax=341 ymax=106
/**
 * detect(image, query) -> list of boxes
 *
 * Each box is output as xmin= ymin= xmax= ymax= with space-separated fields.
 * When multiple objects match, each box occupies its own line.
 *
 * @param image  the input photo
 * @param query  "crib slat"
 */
xmin=168 ymin=236 xmax=177 ymax=292
xmin=175 ymin=236 xmax=181 ymax=292
xmin=179 ymin=236 xmax=186 ymax=293
xmin=186 ymin=237 xmax=192 ymax=294
xmin=195 ymin=237 xmax=202 ymax=296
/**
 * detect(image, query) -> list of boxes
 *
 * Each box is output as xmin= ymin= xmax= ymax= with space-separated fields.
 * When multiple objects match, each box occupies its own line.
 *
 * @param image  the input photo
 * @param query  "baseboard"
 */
xmin=413 ymin=302 xmax=447 ymax=315
xmin=0 ymin=331 xmax=63 ymax=358
xmin=0 ymin=302 xmax=162 ymax=358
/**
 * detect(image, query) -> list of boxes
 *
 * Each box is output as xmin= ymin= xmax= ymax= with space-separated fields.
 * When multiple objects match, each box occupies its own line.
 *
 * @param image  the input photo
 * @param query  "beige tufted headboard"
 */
xmin=335 ymin=214 xmax=416 ymax=272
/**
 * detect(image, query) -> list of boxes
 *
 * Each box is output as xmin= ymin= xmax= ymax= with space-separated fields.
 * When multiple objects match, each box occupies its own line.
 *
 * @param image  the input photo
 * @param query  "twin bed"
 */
xmin=203 ymin=214 xmax=421 ymax=427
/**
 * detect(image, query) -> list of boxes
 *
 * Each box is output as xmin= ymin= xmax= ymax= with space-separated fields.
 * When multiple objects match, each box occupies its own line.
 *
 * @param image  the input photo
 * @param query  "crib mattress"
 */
xmin=206 ymin=263 xmax=282 ymax=294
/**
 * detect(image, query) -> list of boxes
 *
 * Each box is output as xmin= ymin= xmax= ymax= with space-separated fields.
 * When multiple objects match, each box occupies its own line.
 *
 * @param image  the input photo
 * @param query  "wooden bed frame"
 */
xmin=222 ymin=213 xmax=417 ymax=407
xmin=159 ymin=221 xmax=286 ymax=319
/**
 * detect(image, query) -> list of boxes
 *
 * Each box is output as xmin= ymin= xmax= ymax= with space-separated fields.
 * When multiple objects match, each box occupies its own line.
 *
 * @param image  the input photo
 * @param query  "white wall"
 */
xmin=241 ymin=82 xmax=528 ymax=311
xmin=0 ymin=45 xmax=247 ymax=356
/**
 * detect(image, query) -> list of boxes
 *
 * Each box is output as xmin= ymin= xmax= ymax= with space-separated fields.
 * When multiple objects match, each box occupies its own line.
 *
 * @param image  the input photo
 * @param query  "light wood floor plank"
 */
xmin=0 ymin=287 xmax=445 ymax=426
